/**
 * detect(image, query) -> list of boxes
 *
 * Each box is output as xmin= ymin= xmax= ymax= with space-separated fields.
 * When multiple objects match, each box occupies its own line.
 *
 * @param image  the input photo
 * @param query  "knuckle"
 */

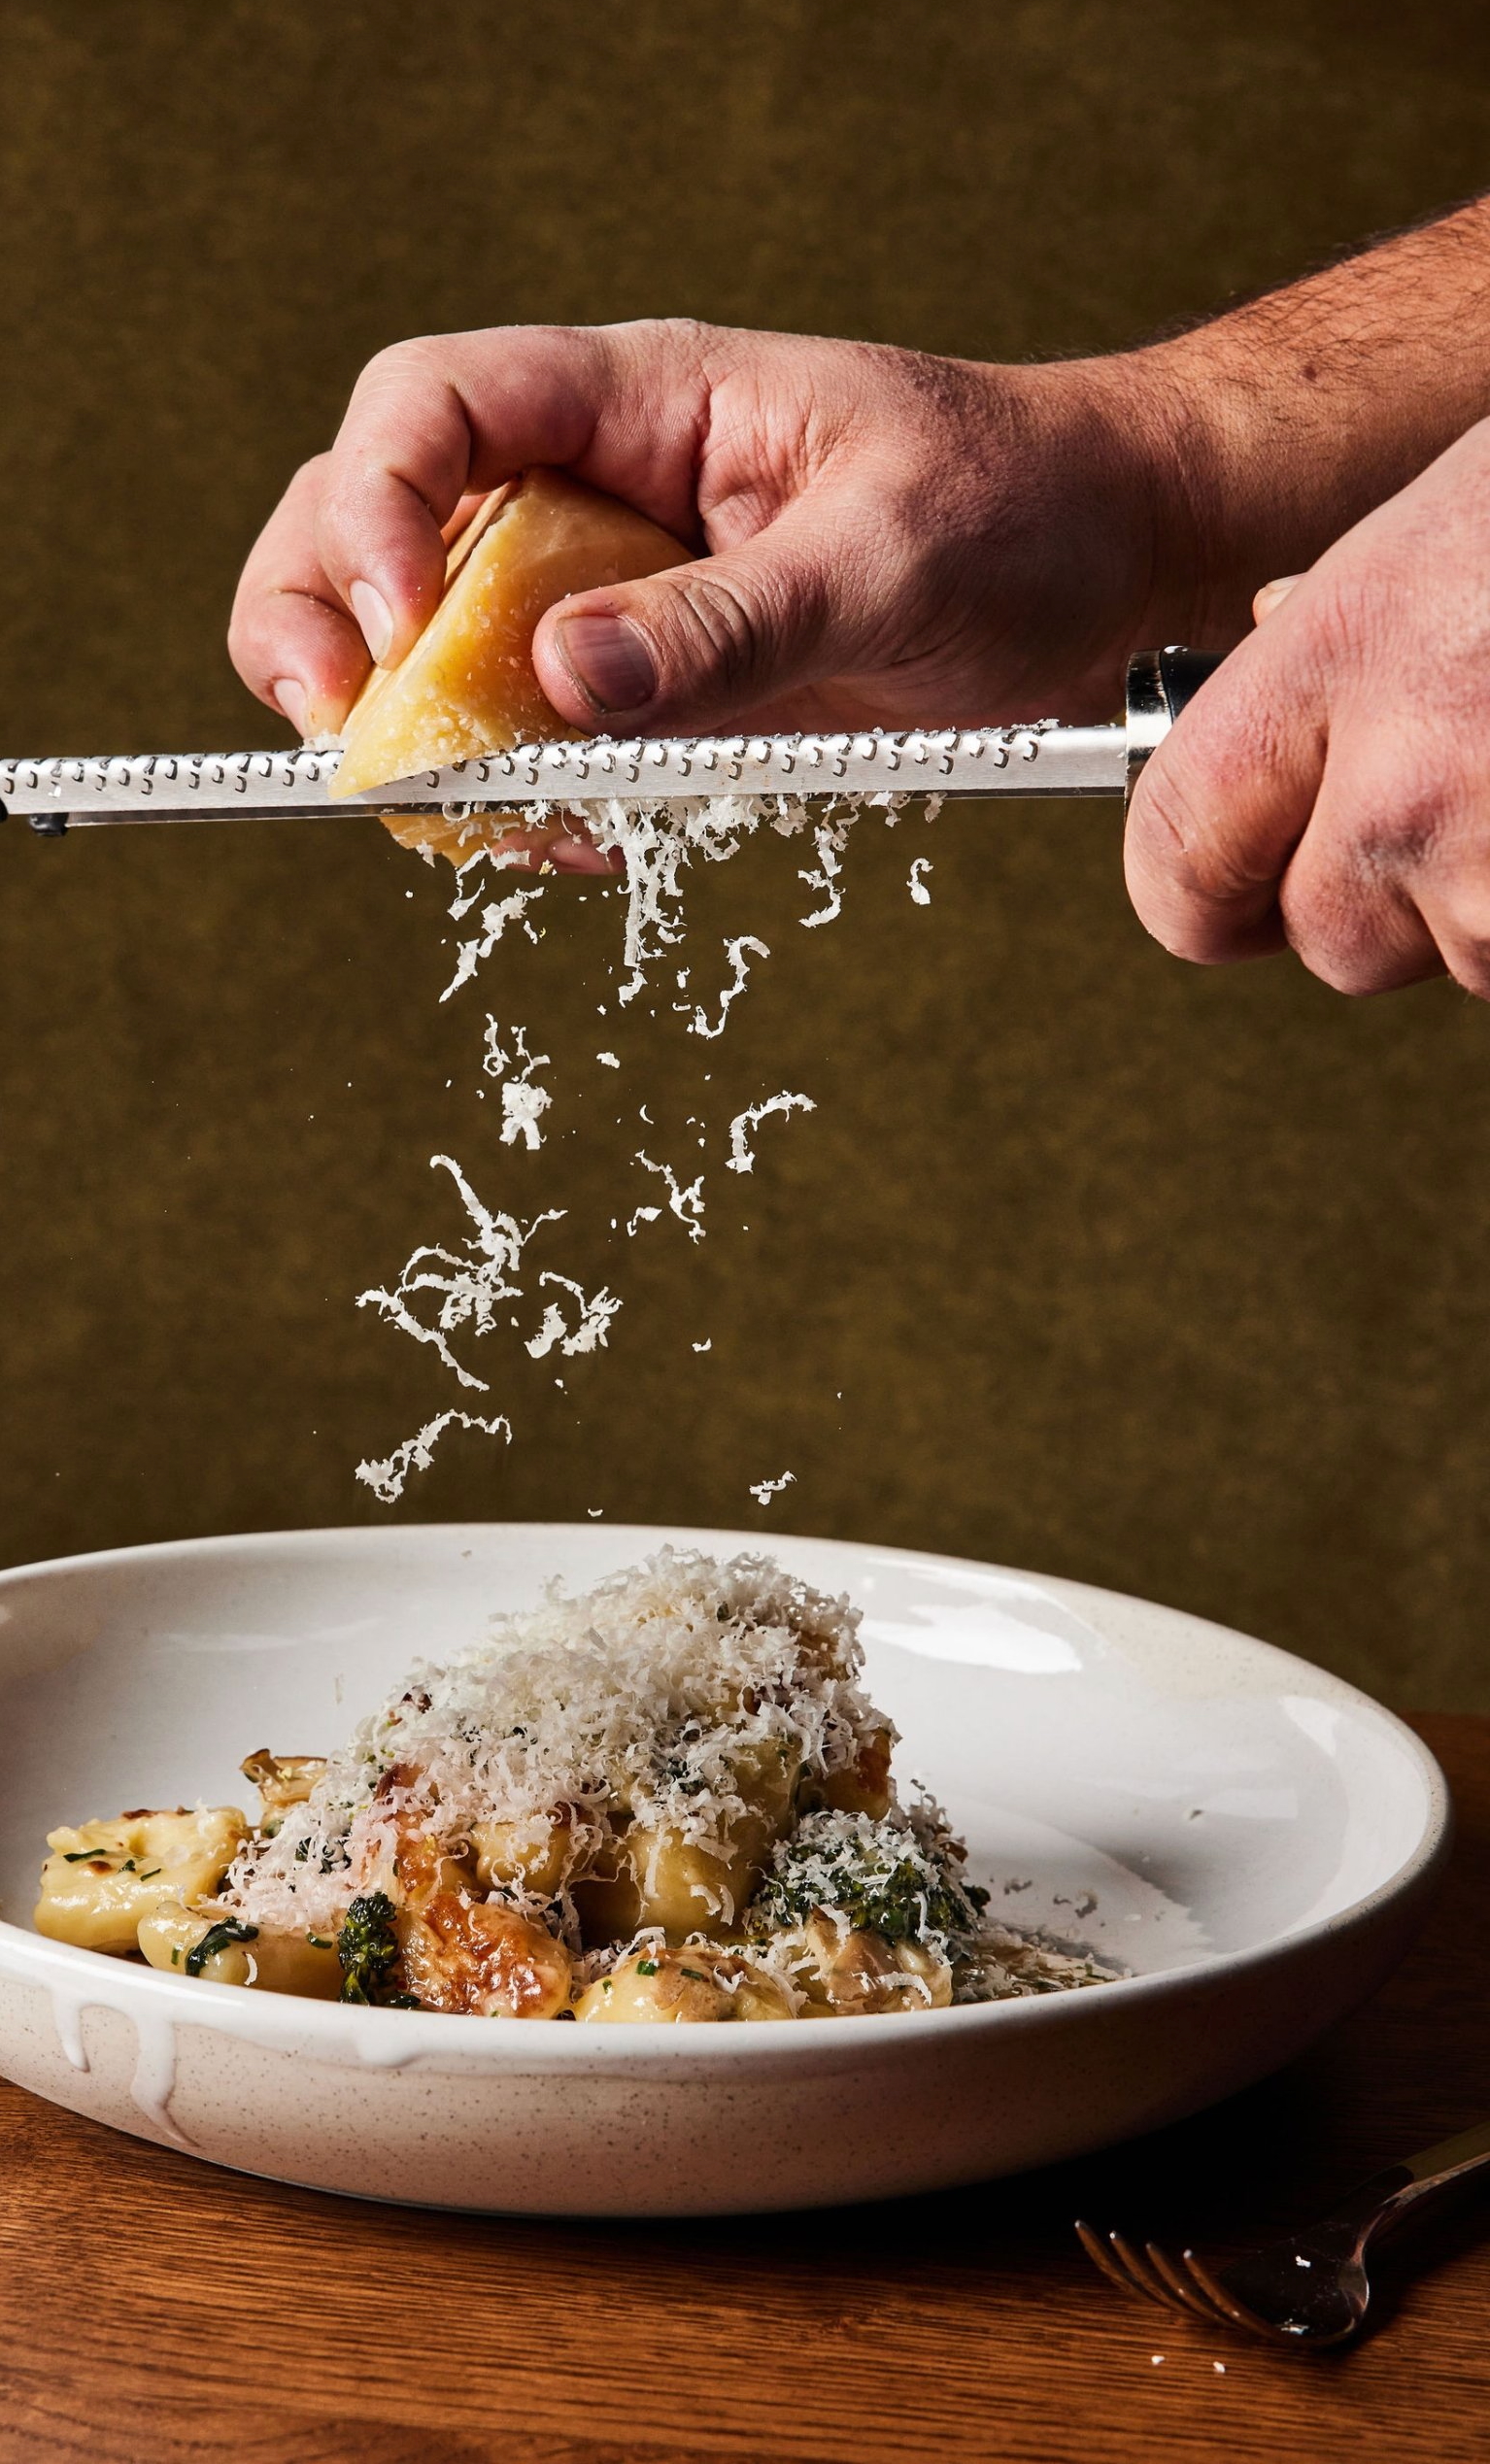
xmin=224 ymin=603 xmax=256 ymax=673
xmin=645 ymin=314 xmax=718 ymax=357
xmin=1291 ymin=939 xmax=1385 ymax=998
xmin=355 ymin=333 xmax=449 ymax=394
xmin=1280 ymin=877 xmax=1425 ymax=998
xmin=1335 ymin=766 xmax=1455 ymax=883
xmin=1277 ymin=877 xmax=1379 ymax=996
xmin=1446 ymin=941 xmax=1490 ymax=1000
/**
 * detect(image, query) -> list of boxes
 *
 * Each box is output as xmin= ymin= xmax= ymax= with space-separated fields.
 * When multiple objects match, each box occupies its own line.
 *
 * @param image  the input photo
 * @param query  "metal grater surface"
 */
xmin=0 ymin=721 xmax=1127 ymax=829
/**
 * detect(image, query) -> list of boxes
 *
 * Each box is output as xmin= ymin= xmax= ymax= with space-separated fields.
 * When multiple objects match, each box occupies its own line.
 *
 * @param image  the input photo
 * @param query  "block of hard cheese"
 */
xmin=330 ymin=466 xmax=692 ymax=799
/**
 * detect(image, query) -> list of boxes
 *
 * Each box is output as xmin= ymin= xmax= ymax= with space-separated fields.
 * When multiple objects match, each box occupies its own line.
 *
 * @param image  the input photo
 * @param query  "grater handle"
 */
xmin=1124 ymin=645 xmax=1226 ymax=806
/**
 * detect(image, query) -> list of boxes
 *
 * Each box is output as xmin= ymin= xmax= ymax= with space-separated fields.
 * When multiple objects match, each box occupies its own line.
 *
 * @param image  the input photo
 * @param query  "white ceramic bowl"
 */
xmin=0 ymin=1523 xmax=1447 ymax=2216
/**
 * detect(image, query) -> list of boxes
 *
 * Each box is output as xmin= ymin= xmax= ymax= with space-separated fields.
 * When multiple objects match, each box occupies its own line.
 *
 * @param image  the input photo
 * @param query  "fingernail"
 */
xmin=272 ymin=678 xmax=309 ymax=737
xmin=350 ymin=579 xmax=395 ymax=665
xmin=555 ymin=613 xmax=657 ymax=714
xmin=1253 ymin=574 xmax=1303 ymax=624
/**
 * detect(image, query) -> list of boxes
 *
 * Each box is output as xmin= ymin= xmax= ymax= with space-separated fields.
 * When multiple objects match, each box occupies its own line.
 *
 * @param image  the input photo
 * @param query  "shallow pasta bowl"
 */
xmin=0 ymin=1522 xmax=1448 ymax=2216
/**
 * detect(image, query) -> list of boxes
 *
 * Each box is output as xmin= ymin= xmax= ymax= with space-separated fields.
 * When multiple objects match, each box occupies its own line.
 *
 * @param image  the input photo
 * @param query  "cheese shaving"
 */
xmin=692 ymin=935 xmax=770 ymax=1040
xmin=442 ymin=880 xmax=546 ymax=1000
xmin=524 ymin=1271 xmax=622 ymax=1360
xmin=482 ymin=1020 xmax=553 ymax=1151
xmin=355 ymin=1409 xmax=513 ymax=1505
xmin=634 ymin=1151 xmax=706 ymax=1240
xmin=356 ymin=1154 xmax=561 ymax=1393
xmin=727 ymin=1093 xmax=816 ymax=1174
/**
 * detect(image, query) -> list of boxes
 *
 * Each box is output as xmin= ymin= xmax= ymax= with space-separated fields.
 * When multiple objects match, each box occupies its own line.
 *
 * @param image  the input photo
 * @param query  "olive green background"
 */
xmin=4 ymin=1 xmax=1490 ymax=1708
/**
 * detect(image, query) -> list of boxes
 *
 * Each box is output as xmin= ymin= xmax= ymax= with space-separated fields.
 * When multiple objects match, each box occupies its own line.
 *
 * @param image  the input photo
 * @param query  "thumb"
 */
xmin=1124 ymin=618 xmax=1325 ymax=964
xmin=532 ymin=501 xmax=871 ymax=733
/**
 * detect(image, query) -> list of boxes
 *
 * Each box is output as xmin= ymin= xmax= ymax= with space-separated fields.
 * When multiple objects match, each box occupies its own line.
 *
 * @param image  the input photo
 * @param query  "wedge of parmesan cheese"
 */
xmin=331 ymin=466 xmax=693 ymax=801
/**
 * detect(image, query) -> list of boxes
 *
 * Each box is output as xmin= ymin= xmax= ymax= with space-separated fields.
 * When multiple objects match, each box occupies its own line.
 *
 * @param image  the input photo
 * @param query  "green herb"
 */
xmin=306 ymin=1934 xmax=333 ymax=1950
xmin=186 ymin=1918 xmax=258 ymax=1977
xmin=681 ymin=1968 xmax=708 ymax=1983
xmin=749 ymin=1809 xmax=986 ymax=1951
xmin=170 ymin=1946 xmax=182 ymax=1967
xmin=636 ymin=1958 xmax=659 ymax=1976
xmin=62 ymin=1849 xmax=114 ymax=1864
xmin=336 ymin=1892 xmax=402 ymax=2006
xmin=137 ymin=1869 xmax=161 ymax=1882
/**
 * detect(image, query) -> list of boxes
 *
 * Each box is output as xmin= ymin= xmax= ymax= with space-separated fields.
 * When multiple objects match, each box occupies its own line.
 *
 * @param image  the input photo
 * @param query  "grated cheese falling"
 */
xmin=356 ymin=1408 xmax=512 ymax=1504
xmin=908 ymin=858 xmax=932 ymax=905
xmin=356 ymin=785 xmax=939 ymax=1494
xmin=798 ymin=819 xmax=851 ymax=929
xmin=355 ymin=1153 xmax=562 ymax=1395
xmin=634 ymin=1151 xmax=706 ymax=1240
xmin=727 ymin=1093 xmax=816 ymax=1175
xmin=749 ymin=1470 xmax=796 ymax=1504
xmin=691 ymin=935 xmax=770 ymax=1039
xmin=482 ymin=1020 xmax=553 ymax=1151
xmin=441 ymin=881 xmax=545 ymax=1000
xmin=525 ymin=1271 xmax=622 ymax=1360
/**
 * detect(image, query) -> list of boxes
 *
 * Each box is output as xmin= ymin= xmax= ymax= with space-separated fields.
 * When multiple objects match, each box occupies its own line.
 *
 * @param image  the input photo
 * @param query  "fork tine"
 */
xmin=1144 ymin=2241 xmax=1234 ymax=2326
xmin=1108 ymin=2227 xmax=1198 ymax=2315
xmin=1074 ymin=2220 xmax=1169 ymax=2307
xmin=1180 ymin=2247 xmax=1280 ymax=2341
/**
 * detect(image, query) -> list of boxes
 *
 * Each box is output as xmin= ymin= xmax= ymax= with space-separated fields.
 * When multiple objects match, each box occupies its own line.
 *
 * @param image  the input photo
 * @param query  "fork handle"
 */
xmin=1319 ymin=2116 xmax=1490 ymax=2255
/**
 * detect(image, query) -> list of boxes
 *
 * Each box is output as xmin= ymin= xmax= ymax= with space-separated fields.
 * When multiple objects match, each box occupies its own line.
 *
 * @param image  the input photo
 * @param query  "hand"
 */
xmin=1125 ymin=415 xmax=1490 ymax=998
xmin=229 ymin=318 xmax=1183 ymax=748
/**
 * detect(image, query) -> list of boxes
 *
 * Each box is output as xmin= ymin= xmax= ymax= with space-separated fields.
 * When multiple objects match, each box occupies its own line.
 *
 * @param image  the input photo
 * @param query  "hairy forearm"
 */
xmin=1110 ymin=193 xmax=1490 ymax=646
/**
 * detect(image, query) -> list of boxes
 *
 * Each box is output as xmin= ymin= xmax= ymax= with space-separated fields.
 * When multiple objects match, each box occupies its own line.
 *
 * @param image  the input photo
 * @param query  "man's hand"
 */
xmin=229 ymin=320 xmax=1183 ymax=746
xmin=1127 ymin=416 xmax=1490 ymax=998
xmin=230 ymin=198 xmax=1490 ymax=950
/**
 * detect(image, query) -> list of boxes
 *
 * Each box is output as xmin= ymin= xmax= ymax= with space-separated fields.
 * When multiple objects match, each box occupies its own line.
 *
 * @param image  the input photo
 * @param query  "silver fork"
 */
xmin=1076 ymin=2116 xmax=1490 ymax=2347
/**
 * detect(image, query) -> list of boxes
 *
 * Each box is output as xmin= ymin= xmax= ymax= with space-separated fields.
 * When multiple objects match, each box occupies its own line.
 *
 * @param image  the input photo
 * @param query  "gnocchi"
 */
xmin=35 ymin=1807 xmax=248 ymax=1955
xmin=37 ymin=1549 xmax=1116 ymax=2020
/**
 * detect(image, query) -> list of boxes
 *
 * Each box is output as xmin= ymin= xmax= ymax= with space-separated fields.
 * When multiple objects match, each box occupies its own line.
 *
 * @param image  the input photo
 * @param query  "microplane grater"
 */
xmin=0 ymin=649 xmax=1219 ymax=835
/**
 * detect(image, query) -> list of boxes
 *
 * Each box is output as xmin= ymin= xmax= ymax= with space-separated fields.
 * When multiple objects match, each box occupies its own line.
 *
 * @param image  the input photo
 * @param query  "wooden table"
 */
xmin=1 ymin=1713 xmax=1485 ymax=2464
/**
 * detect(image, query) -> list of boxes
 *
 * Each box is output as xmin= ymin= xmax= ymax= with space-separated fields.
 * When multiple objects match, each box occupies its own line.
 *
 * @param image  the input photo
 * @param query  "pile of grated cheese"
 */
xmin=223 ymin=1546 xmax=881 ymax=1937
xmin=221 ymin=1545 xmax=1119 ymax=2009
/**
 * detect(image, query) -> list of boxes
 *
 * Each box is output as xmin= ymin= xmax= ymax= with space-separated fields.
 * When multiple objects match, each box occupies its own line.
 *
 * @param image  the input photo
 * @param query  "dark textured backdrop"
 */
xmin=4 ymin=0 xmax=1490 ymax=1708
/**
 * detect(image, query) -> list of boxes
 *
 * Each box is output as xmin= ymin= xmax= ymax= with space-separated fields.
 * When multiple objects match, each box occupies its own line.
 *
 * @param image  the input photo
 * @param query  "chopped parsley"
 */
xmin=748 ymin=1808 xmax=988 ymax=1953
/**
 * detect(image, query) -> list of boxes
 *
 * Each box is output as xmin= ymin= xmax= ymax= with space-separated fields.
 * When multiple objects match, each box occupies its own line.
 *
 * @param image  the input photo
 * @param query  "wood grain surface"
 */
xmin=0 ymin=1712 xmax=1485 ymax=2464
